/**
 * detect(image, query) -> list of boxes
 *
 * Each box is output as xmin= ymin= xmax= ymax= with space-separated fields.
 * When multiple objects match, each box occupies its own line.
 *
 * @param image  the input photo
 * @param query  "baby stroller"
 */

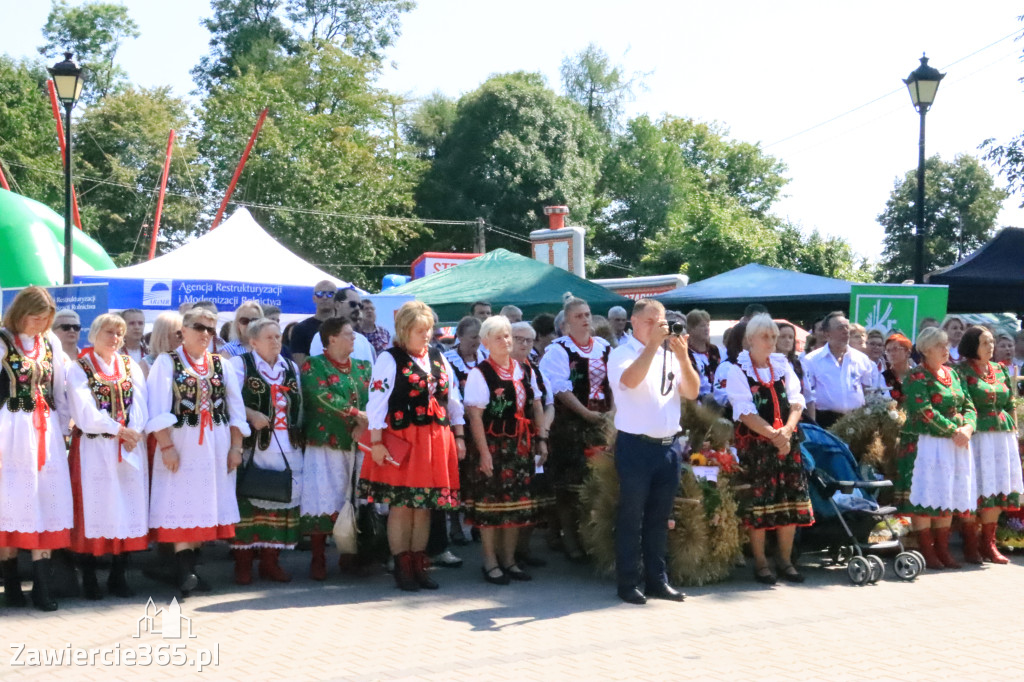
xmin=797 ymin=424 xmax=924 ymax=584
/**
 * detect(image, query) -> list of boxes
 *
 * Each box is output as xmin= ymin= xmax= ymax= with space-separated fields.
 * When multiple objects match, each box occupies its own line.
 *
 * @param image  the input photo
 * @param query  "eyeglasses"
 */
xmin=238 ymin=317 xmax=254 ymax=326
xmin=343 ymin=300 xmax=361 ymax=308
xmin=513 ymin=336 xmax=534 ymax=344
xmin=314 ymin=290 xmax=335 ymax=299
xmin=190 ymin=323 xmax=217 ymax=336
xmin=56 ymin=324 xmax=81 ymax=332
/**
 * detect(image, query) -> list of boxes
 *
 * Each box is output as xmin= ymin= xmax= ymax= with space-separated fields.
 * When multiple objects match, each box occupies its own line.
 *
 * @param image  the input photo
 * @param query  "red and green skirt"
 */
xmin=231 ymin=498 xmax=302 ymax=549
xmin=358 ymin=423 xmax=460 ymax=509
xmin=737 ymin=436 xmax=814 ymax=531
xmin=464 ymin=431 xmax=535 ymax=528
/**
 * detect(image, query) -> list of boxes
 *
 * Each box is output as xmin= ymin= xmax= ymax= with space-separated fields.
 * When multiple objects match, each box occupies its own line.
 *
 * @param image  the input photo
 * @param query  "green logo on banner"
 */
xmin=850 ymin=285 xmax=948 ymax=343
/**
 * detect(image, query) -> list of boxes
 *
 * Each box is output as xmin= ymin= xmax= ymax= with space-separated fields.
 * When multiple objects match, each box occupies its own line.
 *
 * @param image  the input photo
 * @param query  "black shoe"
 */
xmin=175 ymin=550 xmax=199 ymax=594
xmin=645 ymin=582 xmax=686 ymax=602
xmin=515 ymin=551 xmax=547 ymax=568
xmin=501 ymin=563 xmax=532 ymax=582
xmin=754 ymin=567 xmax=777 ymax=585
xmin=617 ymin=586 xmax=647 ymax=605
xmin=30 ymin=559 xmax=58 ymax=612
xmin=2 ymin=557 xmax=27 ymax=607
xmin=779 ymin=565 xmax=806 ymax=584
xmin=80 ymin=555 xmax=103 ymax=601
xmin=107 ymin=555 xmax=135 ymax=598
xmin=482 ymin=566 xmax=510 ymax=585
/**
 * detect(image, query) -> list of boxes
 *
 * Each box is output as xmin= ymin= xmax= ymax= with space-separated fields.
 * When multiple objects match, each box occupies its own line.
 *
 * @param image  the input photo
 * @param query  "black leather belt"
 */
xmin=622 ymin=431 xmax=680 ymax=446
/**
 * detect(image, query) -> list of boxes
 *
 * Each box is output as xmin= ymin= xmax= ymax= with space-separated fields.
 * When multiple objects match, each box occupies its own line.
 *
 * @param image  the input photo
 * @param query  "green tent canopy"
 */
xmin=0 ymin=188 xmax=115 ymax=288
xmin=386 ymin=248 xmax=631 ymax=322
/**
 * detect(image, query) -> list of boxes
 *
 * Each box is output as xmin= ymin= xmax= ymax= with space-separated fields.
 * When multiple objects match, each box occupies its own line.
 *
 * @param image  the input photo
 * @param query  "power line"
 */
xmin=764 ymin=27 xmax=1024 ymax=149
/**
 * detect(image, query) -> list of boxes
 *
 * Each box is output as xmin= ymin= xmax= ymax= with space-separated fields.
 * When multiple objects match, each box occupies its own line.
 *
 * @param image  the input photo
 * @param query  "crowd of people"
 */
xmin=0 ymin=280 xmax=1020 ymax=612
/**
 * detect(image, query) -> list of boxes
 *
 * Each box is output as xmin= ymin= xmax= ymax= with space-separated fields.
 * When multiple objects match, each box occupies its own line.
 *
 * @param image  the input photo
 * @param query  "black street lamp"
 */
xmin=48 ymin=52 xmax=85 ymax=285
xmin=903 ymin=54 xmax=945 ymax=284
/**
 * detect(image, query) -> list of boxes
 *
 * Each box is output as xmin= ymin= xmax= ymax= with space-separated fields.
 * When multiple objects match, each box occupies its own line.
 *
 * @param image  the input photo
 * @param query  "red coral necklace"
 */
xmin=15 ymin=334 xmax=41 ymax=359
xmin=570 ymin=336 xmax=593 ymax=354
xmin=926 ymin=363 xmax=952 ymax=387
xmin=326 ymin=353 xmax=352 ymax=374
xmin=971 ymin=360 xmax=995 ymax=384
xmin=88 ymin=349 xmax=122 ymax=382
xmin=184 ymin=349 xmax=209 ymax=375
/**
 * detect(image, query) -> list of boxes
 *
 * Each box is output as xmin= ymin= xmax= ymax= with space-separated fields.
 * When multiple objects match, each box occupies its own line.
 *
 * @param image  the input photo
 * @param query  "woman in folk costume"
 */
xmin=360 ymin=301 xmax=467 ymax=592
xmin=301 ymin=317 xmax=371 ymax=580
xmin=538 ymin=297 xmax=613 ymax=562
xmin=67 ymin=314 xmax=149 ymax=600
xmin=229 ymin=318 xmax=304 ymax=585
xmin=894 ymin=327 xmax=977 ymax=570
xmin=955 ymin=326 xmax=1023 ymax=564
xmin=0 ymin=286 xmax=73 ymax=612
xmin=147 ymin=306 xmax=250 ymax=594
xmin=464 ymin=315 xmax=548 ymax=584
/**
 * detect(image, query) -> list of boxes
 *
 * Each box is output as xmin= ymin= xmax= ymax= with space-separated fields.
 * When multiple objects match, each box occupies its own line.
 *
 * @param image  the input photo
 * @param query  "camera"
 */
xmin=669 ymin=322 xmax=685 ymax=336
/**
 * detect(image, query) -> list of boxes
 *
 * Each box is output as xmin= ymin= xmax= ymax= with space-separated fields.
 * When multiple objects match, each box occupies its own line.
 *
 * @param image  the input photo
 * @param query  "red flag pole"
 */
xmin=210 ymin=107 xmax=268 ymax=230
xmin=148 ymin=129 xmax=175 ymax=260
xmin=0 ymin=161 xmax=10 ymax=190
xmin=47 ymin=80 xmax=82 ymax=230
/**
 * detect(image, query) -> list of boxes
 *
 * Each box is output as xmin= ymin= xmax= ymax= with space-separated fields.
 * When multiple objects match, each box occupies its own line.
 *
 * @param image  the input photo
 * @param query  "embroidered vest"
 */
xmin=478 ymin=360 xmax=536 ymax=437
xmin=554 ymin=339 xmax=612 ymax=414
xmin=170 ymin=351 xmax=229 ymax=428
xmin=386 ymin=347 xmax=451 ymax=430
xmin=735 ymin=367 xmax=792 ymax=445
xmin=77 ymin=353 xmax=134 ymax=439
xmin=0 ymin=329 xmax=55 ymax=413
xmin=240 ymin=352 xmax=302 ymax=450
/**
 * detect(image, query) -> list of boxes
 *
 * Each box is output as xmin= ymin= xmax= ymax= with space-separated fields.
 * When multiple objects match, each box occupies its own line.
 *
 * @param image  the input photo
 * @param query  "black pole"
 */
xmin=914 ymin=108 xmax=927 ymax=284
xmin=63 ymin=102 xmax=74 ymax=285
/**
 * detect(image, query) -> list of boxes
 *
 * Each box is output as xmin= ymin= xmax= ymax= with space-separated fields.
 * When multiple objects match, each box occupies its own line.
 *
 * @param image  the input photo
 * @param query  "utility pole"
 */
xmin=475 ymin=217 xmax=486 ymax=253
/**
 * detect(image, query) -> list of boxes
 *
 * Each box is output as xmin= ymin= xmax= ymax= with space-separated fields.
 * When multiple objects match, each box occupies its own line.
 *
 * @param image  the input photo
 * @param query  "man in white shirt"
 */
xmin=607 ymin=299 xmax=700 ymax=605
xmin=307 ymin=287 xmax=376 ymax=363
xmin=608 ymin=306 xmax=630 ymax=345
xmin=801 ymin=311 xmax=888 ymax=428
xmin=119 ymin=308 xmax=148 ymax=364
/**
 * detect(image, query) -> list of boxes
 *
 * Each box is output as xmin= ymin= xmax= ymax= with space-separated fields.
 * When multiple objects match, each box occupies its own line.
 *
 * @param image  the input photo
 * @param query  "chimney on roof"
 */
xmin=543 ymin=205 xmax=569 ymax=230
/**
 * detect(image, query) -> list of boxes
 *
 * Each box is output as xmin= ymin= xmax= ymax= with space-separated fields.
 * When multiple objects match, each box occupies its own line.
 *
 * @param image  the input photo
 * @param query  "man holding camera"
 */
xmin=608 ymin=299 xmax=700 ymax=605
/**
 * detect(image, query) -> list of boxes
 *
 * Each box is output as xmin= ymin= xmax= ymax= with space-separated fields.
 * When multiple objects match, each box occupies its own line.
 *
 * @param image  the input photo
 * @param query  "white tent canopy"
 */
xmin=76 ymin=208 xmax=359 ymax=314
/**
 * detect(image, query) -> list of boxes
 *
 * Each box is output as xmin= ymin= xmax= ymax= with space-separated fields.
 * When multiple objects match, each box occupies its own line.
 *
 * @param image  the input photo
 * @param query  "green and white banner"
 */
xmin=850 ymin=284 xmax=948 ymax=342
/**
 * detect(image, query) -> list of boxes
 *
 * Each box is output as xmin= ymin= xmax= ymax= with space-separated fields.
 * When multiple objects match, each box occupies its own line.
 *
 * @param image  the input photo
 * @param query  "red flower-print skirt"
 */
xmin=359 ymin=423 xmax=460 ymax=509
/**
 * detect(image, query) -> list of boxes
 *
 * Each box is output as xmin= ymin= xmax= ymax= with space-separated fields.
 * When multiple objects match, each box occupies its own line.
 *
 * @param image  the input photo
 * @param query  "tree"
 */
xmin=560 ymin=43 xmax=636 ymax=135
xmin=197 ymin=42 xmax=423 ymax=286
xmin=775 ymin=222 xmax=873 ymax=281
xmin=0 ymin=56 xmax=64 ymax=207
xmin=878 ymin=154 xmax=1007 ymax=282
xmin=75 ymin=87 xmax=206 ymax=260
xmin=410 ymin=72 xmax=606 ymax=256
xmin=979 ymin=14 xmax=1024 ymax=206
xmin=38 ymin=0 xmax=140 ymax=101
xmin=404 ymin=91 xmax=457 ymax=160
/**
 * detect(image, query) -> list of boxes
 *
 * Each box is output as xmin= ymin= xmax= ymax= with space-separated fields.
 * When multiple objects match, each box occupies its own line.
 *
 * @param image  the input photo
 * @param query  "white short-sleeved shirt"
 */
xmin=727 ymin=351 xmax=806 ymax=422
xmin=309 ymin=329 xmax=375 ymax=364
xmin=539 ymin=335 xmax=611 ymax=399
xmin=712 ymin=360 xmax=734 ymax=407
xmin=800 ymin=344 xmax=888 ymax=412
xmin=366 ymin=349 xmax=465 ymax=430
xmin=608 ymin=335 xmax=686 ymax=439
xmin=463 ymin=360 xmax=542 ymax=410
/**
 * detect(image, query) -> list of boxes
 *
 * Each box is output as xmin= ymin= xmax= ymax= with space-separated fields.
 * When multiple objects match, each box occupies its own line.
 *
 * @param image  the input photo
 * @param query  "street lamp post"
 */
xmin=48 ymin=52 xmax=85 ymax=285
xmin=903 ymin=54 xmax=945 ymax=284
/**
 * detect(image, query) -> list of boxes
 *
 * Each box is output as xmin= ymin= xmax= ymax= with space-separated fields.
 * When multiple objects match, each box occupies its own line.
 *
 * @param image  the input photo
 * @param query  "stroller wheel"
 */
xmin=910 ymin=550 xmax=926 ymax=567
xmin=866 ymin=555 xmax=885 ymax=583
xmin=847 ymin=556 xmax=871 ymax=585
xmin=894 ymin=552 xmax=922 ymax=581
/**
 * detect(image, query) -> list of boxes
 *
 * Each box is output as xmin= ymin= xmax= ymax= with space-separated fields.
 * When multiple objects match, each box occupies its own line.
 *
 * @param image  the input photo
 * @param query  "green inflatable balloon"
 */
xmin=0 ymin=188 xmax=115 ymax=288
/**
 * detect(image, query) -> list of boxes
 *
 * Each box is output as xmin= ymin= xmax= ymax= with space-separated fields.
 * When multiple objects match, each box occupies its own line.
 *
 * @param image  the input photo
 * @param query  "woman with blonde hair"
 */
xmin=147 ymin=305 xmax=250 ymax=594
xmin=221 ymin=300 xmax=264 ymax=358
xmin=67 ymin=313 xmax=149 ymax=599
xmin=0 ymin=286 xmax=73 ymax=611
xmin=141 ymin=312 xmax=183 ymax=379
xmin=360 ymin=301 xmax=466 ymax=591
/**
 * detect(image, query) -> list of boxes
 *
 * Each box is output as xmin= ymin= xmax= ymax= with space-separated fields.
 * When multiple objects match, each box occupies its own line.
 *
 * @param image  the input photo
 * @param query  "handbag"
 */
xmin=236 ymin=431 xmax=293 ymax=504
xmin=333 ymin=457 xmax=359 ymax=554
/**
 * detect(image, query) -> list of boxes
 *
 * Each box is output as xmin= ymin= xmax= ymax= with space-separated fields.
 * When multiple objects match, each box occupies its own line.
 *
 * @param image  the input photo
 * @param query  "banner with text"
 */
xmin=850 ymin=284 xmax=948 ymax=343
xmin=74 ymin=277 xmax=318 ymax=315
xmin=2 ymin=283 xmax=109 ymax=347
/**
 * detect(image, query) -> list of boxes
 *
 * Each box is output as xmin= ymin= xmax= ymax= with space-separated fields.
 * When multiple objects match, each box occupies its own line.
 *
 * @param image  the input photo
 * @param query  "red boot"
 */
xmin=915 ymin=527 xmax=944 ymax=570
xmin=961 ymin=521 xmax=983 ymax=565
xmin=258 ymin=548 xmax=292 ymax=583
xmin=310 ymin=534 xmax=327 ymax=581
xmin=933 ymin=527 xmax=962 ymax=569
xmin=981 ymin=523 xmax=1010 ymax=564
xmin=233 ymin=549 xmax=254 ymax=585
xmin=412 ymin=551 xmax=439 ymax=590
xmin=394 ymin=552 xmax=419 ymax=592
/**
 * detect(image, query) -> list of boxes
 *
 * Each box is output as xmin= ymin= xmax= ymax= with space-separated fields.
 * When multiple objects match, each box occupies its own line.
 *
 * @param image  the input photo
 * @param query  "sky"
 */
xmin=2 ymin=0 xmax=1023 ymax=264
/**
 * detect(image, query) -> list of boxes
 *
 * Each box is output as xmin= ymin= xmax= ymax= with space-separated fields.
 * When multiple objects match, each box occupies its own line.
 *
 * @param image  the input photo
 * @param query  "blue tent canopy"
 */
xmin=654 ymin=263 xmax=855 ymax=319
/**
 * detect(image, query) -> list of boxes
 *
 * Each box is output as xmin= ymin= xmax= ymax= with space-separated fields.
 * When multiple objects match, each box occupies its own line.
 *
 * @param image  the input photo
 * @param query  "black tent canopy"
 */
xmin=926 ymin=227 xmax=1024 ymax=312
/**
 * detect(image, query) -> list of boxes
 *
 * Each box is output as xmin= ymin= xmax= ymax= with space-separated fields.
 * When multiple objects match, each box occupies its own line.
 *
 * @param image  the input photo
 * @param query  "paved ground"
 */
xmin=2 ymin=539 xmax=1022 ymax=681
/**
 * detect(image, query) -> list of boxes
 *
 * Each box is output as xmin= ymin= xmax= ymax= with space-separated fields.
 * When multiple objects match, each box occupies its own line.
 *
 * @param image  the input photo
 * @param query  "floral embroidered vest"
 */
xmin=240 ymin=352 xmax=302 ymax=451
xmin=386 ymin=347 xmax=450 ymax=430
xmin=77 ymin=352 xmax=134 ymax=439
xmin=735 ymin=367 xmax=792 ymax=447
xmin=170 ymin=351 xmax=229 ymax=428
xmin=554 ymin=339 xmax=612 ymax=414
xmin=478 ymin=360 xmax=536 ymax=437
xmin=0 ymin=329 xmax=55 ymax=413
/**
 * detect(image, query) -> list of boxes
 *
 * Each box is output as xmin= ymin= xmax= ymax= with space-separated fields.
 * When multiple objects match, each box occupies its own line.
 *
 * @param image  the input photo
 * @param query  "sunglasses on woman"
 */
xmin=57 ymin=324 xmax=81 ymax=332
xmin=190 ymin=323 xmax=217 ymax=335
xmin=237 ymin=317 xmax=254 ymax=326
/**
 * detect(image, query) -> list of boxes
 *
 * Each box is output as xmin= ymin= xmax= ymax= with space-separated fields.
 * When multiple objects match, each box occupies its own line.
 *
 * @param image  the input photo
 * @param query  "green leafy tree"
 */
xmin=560 ymin=43 xmax=637 ymax=135
xmin=75 ymin=87 xmax=206 ymax=260
xmin=878 ymin=154 xmax=1007 ymax=282
xmin=404 ymin=91 xmax=457 ymax=160
xmin=0 ymin=56 xmax=64 ymax=206
xmin=38 ymin=0 xmax=140 ymax=101
xmin=197 ymin=42 xmax=423 ymax=286
xmin=410 ymin=72 xmax=606 ymax=255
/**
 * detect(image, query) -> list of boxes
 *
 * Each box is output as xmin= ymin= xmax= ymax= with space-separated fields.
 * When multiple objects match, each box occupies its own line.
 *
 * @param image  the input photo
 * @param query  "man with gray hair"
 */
xmin=53 ymin=308 xmax=81 ymax=360
xmin=608 ymin=306 xmax=630 ymax=344
xmin=499 ymin=305 xmax=523 ymax=324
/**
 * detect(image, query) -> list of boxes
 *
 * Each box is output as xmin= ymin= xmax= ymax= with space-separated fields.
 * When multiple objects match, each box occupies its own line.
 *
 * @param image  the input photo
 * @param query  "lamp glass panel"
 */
xmin=916 ymin=80 xmax=939 ymax=106
xmin=52 ymin=73 xmax=79 ymax=103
